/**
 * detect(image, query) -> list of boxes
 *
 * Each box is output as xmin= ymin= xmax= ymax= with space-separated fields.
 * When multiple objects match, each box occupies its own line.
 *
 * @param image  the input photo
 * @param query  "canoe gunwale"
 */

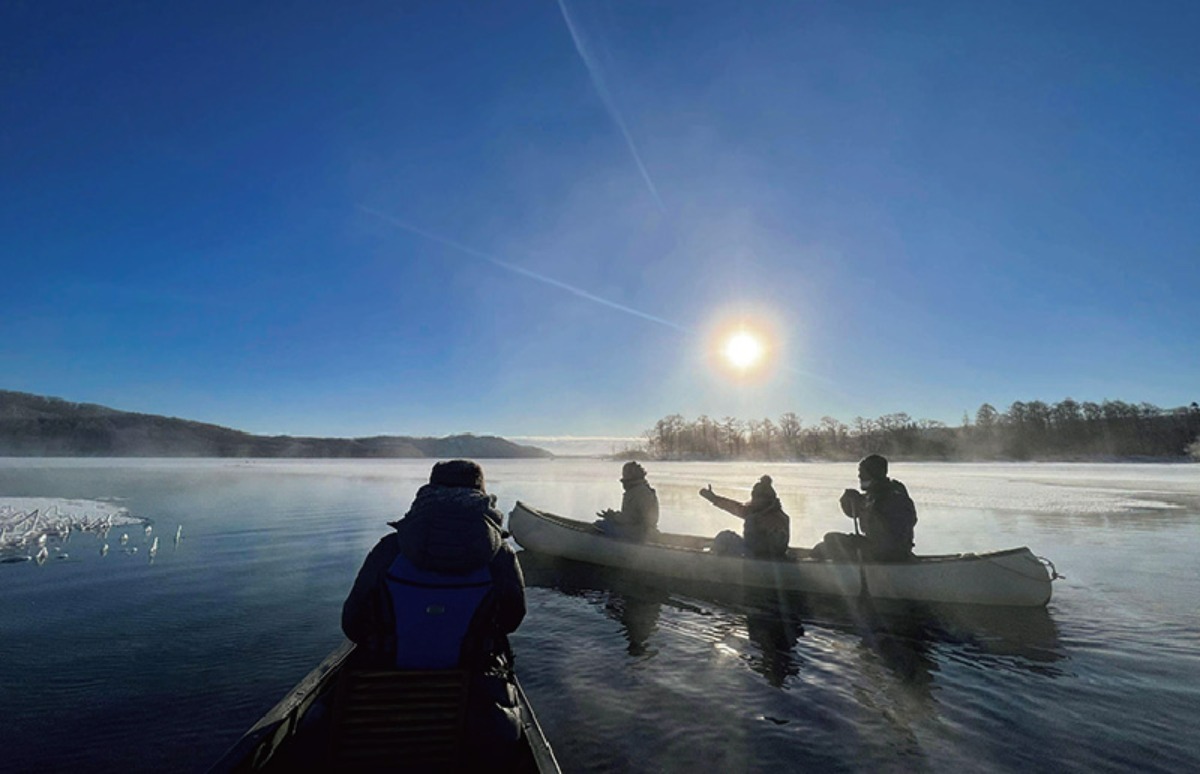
xmin=207 ymin=641 xmax=353 ymax=773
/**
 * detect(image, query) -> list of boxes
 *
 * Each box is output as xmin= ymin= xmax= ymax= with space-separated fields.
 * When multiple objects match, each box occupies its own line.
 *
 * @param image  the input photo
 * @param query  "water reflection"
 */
xmin=744 ymin=608 xmax=803 ymax=687
xmin=603 ymin=589 xmax=666 ymax=656
xmin=520 ymin=549 xmax=668 ymax=657
xmin=521 ymin=550 xmax=811 ymax=685
xmin=519 ymin=549 xmax=1065 ymax=687
xmin=854 ymin=606 xmax=938 ymax=708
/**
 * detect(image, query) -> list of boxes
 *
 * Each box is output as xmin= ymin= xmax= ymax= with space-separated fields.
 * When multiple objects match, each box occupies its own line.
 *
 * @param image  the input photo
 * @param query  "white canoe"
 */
xmin=509 ymin=502 xmax=1053 ymax=608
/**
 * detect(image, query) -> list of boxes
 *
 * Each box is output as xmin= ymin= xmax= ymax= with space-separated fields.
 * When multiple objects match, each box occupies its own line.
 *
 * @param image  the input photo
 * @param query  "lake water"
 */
xmin=2 ymin=459 xmax=1198 ymax=772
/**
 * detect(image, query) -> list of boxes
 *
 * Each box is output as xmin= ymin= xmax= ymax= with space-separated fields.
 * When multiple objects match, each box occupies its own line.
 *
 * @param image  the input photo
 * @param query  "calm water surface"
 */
xmin=1 ymin=459 xmax=1198 ymax=772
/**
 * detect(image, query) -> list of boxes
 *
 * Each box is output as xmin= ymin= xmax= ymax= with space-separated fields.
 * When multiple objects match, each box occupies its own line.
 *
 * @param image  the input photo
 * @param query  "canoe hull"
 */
xmin=508 ymin=502 xmax=1052 ymax=607
xmin=207 ymin=641 xmax=560 ymax=773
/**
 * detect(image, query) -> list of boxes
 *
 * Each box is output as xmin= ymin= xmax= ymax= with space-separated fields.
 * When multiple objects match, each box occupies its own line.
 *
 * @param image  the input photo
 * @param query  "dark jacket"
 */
xmin=704 ymin=492 xmax=790 ymax=559
xmin=860 ymin=478 xmax=917 ymax=561
xmin=609 ymin=478 xmax=659 ymax=539
xmin=341 ymin=484 xmax=526 ymax=668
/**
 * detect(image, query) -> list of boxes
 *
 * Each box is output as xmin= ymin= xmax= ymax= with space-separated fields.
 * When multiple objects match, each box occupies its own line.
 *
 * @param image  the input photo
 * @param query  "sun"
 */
xmin=706 ymin=312 xmax=782 ymax=381
xmin=723 ymin=330 xmax=764 ymax=371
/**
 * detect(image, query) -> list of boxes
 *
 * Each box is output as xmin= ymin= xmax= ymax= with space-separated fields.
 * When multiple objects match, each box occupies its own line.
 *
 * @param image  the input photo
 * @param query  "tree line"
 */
xmin=637 ymin=399 xmax=1200 ymax=462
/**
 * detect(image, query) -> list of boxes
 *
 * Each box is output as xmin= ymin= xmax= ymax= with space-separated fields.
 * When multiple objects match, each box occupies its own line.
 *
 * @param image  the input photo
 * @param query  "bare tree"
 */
xmin=778 ymin=412 xmax=803 ymax=459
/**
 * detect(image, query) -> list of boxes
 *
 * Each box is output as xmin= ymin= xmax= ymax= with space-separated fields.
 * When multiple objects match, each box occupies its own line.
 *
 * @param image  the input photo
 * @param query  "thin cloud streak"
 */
xmin=359 ymin=205 xmax=689 ymax=333
xmin=556 ymin=0 xmax=665 ymax=211
xmin=360 ymin=206 xmax=836 ymax=384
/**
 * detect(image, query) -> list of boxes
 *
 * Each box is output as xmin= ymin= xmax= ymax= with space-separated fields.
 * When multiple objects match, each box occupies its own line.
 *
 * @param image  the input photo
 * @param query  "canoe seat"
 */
xmin=328 ymin=667 xmax=470 ymax=772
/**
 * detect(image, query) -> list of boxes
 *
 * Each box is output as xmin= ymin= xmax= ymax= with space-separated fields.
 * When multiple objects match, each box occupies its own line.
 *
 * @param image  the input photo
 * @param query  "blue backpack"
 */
xmin=384 ymin=553 xmax=494 ymax=670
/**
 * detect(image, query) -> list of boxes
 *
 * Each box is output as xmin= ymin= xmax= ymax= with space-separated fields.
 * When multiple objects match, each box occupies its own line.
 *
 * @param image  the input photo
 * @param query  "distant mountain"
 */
xmin=0 ymin=391 xmax=552 ymax=459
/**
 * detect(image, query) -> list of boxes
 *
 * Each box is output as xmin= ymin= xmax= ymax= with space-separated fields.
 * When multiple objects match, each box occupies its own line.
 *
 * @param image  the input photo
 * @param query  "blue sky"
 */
xmin=3 ymin=1 xmax=1197 ymax=440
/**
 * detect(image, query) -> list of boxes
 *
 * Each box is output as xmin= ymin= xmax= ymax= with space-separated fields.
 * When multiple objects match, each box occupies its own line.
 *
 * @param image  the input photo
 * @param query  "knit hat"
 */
xmin=620 ymin=461 xmax=646 ymax=482
xmin=751 ymin=475 xmax=776 ymax=502
xmin=429 ymin=459 xmax=486 ymax=491
xmin=858 ymin=455 xmax=888 ymax=482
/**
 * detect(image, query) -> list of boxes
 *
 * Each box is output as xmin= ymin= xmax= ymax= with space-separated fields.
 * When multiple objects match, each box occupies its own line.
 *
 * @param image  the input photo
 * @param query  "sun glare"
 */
xmin=706 ymin=313 xmax=782 ymax=382
xmin=723 ymin=331 xmax=764 ymax=371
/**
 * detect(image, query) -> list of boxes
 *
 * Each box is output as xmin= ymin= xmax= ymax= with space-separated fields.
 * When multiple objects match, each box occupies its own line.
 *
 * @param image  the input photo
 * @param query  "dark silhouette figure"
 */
xmin=595 ymin=461 xmax=660 ymax=541
xmin=812 ymin=455 xmax=917 ymax=562
xmin=698 ymin=475 xmax=790 ymax=559
xmin=341 ymin=459 xmax=526 ymax=767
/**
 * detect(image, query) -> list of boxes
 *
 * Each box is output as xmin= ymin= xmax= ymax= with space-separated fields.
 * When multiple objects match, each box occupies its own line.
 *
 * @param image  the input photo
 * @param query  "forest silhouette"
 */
xmin=636 ymin=400 xmax=1200 ymax=462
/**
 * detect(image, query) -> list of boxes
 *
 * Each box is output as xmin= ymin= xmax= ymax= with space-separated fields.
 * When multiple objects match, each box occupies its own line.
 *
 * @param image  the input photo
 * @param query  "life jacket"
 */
xmin=384 ymin=553 xmax=494 ymax=670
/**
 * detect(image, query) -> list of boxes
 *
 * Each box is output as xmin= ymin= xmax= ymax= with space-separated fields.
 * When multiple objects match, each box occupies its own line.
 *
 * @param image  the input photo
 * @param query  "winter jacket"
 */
xmin=607 ymin=478 xmax=659 ymax=539
xmin=341 ymin=484 xmax=526 ymax=669
xmin=704 ymin=492 xmax=790 ymax=559
xmin=860 ymin=478 xmax=917 ymax=561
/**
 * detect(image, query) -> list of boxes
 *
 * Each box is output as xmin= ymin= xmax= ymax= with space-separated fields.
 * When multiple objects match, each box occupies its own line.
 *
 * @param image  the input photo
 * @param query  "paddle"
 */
xmin=846 ymin=492 xmax=870 ymax=601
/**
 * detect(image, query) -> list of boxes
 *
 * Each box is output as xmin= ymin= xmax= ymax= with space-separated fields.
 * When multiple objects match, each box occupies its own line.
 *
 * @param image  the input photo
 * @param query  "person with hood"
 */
xmin=595 ymin=461 xmax=660 ymax=542
xmin=341 ymin=459 xmax=526 ymax=764
xmin=812 ymin=454 xmax=917 ymax=562
xmin=698 ymin=475 xmax=790 ymax=559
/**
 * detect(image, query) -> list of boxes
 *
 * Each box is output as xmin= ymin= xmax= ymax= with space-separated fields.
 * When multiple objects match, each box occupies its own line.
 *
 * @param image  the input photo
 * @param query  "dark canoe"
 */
xmin=207 ymin=640 xmax=560 ymax=773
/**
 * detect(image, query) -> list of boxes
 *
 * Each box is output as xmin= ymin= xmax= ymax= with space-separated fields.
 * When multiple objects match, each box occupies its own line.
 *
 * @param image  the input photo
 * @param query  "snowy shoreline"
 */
xmin=0 ymin=498 xmax=146 ymax=563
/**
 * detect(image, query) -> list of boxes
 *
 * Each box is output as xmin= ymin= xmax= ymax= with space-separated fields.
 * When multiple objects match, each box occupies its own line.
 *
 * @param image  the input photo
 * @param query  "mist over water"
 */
xmin=1 ymin=458 xmax=1198 ymax=772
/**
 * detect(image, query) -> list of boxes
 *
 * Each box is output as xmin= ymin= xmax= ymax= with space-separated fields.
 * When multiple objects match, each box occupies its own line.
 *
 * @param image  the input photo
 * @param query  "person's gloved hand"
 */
xmin=595 ymin=508 xmax=618 ymax=520
xmin=699 ymin=484 xmax=716 ymax=501
xmin=840 ymin=488 xmax=864 ymax=517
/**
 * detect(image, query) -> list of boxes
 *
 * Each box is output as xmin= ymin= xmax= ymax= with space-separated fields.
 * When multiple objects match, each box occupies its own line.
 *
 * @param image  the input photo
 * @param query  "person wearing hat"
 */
xmin=698 ymin=475 xmax=790 ymax=559
xmin=812 ymin=454 xmax=917 ymax=562
xmin=595 ymin=461 xmax=660 ymax=542
xmin=341 ymin=459 xmax=526 ymax=765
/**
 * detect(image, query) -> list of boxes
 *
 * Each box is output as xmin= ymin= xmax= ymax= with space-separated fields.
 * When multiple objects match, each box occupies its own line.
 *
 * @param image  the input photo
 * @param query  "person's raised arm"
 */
xmin=699 ymin=485 xmax=748 ymax=519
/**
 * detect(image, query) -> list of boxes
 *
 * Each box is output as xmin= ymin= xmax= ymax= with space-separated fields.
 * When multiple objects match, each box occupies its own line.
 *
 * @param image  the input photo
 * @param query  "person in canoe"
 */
xmin=698 ymin=475 xmax=790 ymax=559
xmin=595 ymin=460 xmax=660 ymax=541
xmin=341 ymin=459 xmax=527 ymax=767
xmin=812 ymin=454 xmax=917 ymax=562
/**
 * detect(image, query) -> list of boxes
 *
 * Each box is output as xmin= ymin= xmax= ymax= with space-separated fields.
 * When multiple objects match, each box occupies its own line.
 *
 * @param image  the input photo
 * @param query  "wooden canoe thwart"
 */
xmin=330 ymin=668 xmax=468 ymax=767
xmin=508 ymin=501 xmax=1054 ymax=608
xmin=207 ymin=641 xmax=561 ymax=773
